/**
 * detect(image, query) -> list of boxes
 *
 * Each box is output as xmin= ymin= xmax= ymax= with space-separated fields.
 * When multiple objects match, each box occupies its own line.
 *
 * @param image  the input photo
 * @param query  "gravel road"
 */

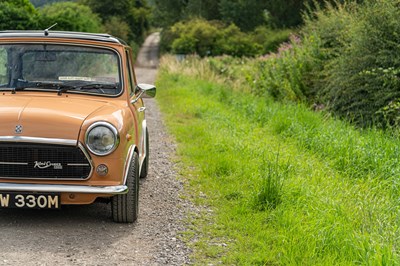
xmin=0 ymin=33 xmax=192 ymax=265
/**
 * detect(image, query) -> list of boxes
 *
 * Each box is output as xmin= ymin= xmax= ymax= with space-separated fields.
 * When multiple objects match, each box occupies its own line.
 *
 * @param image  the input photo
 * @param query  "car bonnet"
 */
xmin=0 ymin=94 xmax=110 ymax=141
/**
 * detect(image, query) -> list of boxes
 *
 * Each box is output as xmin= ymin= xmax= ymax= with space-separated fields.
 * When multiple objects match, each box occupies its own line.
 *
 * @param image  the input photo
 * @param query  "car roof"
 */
xmin=0 ymin=31 xmax=127 ymax=45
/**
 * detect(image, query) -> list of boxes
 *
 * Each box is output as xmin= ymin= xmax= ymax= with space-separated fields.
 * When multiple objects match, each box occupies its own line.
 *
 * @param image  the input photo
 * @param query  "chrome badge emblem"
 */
xmin=34 ymin=161 xmax=63 ymax=170
xmin=15 ymin=125 xmax=23 ymax=134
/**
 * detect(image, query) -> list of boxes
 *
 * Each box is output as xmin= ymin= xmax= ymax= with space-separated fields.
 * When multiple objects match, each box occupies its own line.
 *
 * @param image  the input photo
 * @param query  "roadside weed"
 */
xmin=254 ymin=151 xmax=291 ymax=211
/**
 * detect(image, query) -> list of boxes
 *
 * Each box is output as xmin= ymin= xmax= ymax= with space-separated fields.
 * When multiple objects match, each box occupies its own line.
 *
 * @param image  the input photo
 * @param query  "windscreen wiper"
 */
xmin=12 ymin=81 xmax=76 ymax=95
xmin=75 ymin=83 xmax=118 ymax=90
xmin=12 ymin=80 xmax=118 ymax=95
xmin=57 ymin=83 xmax=118 ymax=95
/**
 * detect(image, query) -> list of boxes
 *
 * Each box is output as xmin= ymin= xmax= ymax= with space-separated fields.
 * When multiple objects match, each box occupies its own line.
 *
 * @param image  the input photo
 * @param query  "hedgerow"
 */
xmin=255 ymin=0 xmax=400 ymax=128
xmin=161 ymin=18 xmax=291 ymax=57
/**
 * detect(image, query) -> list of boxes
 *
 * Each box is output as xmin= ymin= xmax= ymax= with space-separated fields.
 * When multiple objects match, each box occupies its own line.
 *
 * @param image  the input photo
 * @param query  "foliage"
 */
xmin=237 ymin=2 xmax=358 ymax=104
xmin=317 ymin=0 xmax=400 ymax=127
xmin=252 ymin=34 xmax=321 ymax=102
xmin=157 ymin=55 xmax=400 ymax=264
xmin=78 ymin=0 xmax=151 ymax=43
xmin=202 ymin=0 xmax=400 ymax=128
xmin=251 ymin=27 xmax=293 ymax=54
xmin=376 ymin=98 xmax=400 ymax=129
xmin=0 ymin=0 xmax=39 ymax=30
xmin=218 ymin=0 xmax=267 ymax=31
xmin=30 ymin=0 xmax=68 ymax=7
xmin=265 ymin=0 xmax=328 ymax=28
xmin=102 ymin=16 xmax=130 ymax=41
xmin=153 ymin=0 xmax=335 ymax=31
xmin=184 ymin=0 xmax=220 ymax=21
xmin=38 ymin=2 xmax=102 ymax=33
xmin=152 ymin=0 xmax=185 ymax=28
xmin=167 ymin=19 xmax=262 ymax=57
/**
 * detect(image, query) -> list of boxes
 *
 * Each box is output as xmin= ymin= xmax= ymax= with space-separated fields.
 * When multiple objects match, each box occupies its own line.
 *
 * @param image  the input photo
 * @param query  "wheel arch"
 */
xmin=122 ymin=144 xmax=139 ymax=185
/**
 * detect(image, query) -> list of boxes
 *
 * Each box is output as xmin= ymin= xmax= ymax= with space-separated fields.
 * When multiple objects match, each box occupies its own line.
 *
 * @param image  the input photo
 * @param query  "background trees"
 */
xmin=0 ymin=0 xmax=38 ymax=30
xmin=30 ymin=0 xmax=63 ymax=7
xmin=78 ymin=0 xmax=151 ymax=44
xmin=38 ymin=2 xmax=102 ymax=33
xmin=152 ymin=0 xmax=330 ymax=31
xmin=1 ymin=0 xmax=152 ymax=55
xmin=154 ymin=0 xmax=346 ymax=57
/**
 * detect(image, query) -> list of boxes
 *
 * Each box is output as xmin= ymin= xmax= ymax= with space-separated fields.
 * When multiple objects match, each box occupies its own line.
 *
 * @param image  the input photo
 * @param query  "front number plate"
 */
xmin=0 ymin=192 xmax=60 ymax=209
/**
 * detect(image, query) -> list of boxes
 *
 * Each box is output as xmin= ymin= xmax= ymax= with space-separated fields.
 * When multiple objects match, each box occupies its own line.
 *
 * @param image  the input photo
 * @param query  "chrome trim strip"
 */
xmin=0 ymin=183 xmax=128 ymax=194
xmin=122 ymin=145 xmax=136 ymax=185
xmin=67 ymin=163 xmax=90 ymax=166
xmin=0 ymin=162 xmax=28 ymax=165
xmin=0 ymin=136 xmax=77 ymax=146
xmin=77 ymin=142 xmax=94 ymax=180
xmin=139 ymin=120 xmax=147 ymax=172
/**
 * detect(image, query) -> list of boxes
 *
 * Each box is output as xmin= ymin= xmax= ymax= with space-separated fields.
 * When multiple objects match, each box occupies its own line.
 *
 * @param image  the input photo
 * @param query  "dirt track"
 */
xmin=0 ymin=33 xmax=191 ymax=265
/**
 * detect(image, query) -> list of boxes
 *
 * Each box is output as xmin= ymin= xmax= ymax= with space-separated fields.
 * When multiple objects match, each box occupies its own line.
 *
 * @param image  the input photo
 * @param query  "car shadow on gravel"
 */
xmin=0 ymin=202 xmax=138 ymax=253
xmin=0 ymin=202 xmax=113 ymax=223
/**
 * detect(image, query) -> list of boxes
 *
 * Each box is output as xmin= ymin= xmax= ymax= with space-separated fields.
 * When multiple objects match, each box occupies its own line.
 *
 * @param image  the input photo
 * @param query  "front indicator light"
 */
xmin=96 ymin=164 xmax=109 ymax=176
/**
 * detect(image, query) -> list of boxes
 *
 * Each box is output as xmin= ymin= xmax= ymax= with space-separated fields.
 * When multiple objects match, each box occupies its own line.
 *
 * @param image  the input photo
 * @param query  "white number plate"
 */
xmin=0 ymin=192 xmax=60 ymax=209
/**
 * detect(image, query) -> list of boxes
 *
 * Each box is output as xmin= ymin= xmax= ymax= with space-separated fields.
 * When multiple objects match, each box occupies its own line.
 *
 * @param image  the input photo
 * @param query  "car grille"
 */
xmin=0 ymin=143 xmax=92 ymax=180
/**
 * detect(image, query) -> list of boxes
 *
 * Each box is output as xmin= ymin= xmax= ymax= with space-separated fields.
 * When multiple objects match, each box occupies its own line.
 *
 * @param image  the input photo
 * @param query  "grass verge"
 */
xmin=155 ymin=57 xmax=400 ymax=265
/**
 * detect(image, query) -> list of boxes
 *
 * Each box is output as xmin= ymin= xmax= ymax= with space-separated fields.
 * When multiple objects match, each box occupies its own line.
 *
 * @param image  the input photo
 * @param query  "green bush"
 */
xmin=253 ymin=0 xmax=400 ymax=128
xmin=308 ymin=0 xmax=400 ymax=126
xmin=251 ymin=27 xmax=292 ymax=54
xmin=301 ymin=1 xmax=356 ymax=100
xmin=164 ymin=18 xmax=277 ymax=57
xmin=39 ymin=2 xmax=102 ymax=33
xmin=255 ymin=34 xmax=322 ymax=102
xmin=103 ymin=16 xmax=130 ymax=41
xmin=171 ymin=19 xmax=221 ymax=56
xmin=0 ymin=0 xmax=39 ymax=30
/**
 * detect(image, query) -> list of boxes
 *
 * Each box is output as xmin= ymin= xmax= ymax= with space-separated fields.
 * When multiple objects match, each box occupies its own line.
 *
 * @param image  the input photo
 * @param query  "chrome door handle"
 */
xmin=138 ymin=107 xmax=146 ymax=112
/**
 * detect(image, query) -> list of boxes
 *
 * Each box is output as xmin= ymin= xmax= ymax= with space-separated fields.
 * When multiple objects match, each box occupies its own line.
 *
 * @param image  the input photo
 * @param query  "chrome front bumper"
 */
xmin=0 ymin=183 xmax=128 ymax=194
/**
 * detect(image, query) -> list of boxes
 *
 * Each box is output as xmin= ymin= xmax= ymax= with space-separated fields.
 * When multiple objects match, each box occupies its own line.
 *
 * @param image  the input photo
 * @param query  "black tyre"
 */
xmin=140 ymin=127 xmax=149 ymax=179
xmin=112 ymin=152 xmax=139 ymax=223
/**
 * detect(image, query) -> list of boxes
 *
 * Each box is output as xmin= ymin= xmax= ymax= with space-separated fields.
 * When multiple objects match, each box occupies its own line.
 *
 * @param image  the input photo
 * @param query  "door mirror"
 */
xmin=131 ymin=83 xmax=156 ymax=104
xmin=137 ymin=83 xmax=156 ymax=97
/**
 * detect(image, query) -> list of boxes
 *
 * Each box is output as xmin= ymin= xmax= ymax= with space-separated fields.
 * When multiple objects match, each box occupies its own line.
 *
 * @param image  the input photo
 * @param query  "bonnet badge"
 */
xmin=15 ymin=125 xmax=23 ymax=134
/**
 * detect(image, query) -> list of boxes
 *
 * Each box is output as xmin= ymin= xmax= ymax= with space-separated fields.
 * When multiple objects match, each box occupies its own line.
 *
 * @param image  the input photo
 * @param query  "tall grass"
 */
xmin=255 ymin=151 xmax=291 ymax=211
xmin=156 ymin=55 xmax=400 ymax=265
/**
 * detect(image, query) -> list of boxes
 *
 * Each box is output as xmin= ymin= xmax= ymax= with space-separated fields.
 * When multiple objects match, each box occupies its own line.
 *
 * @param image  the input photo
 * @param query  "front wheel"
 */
xmin=111 ymin=152 xmax=139 ymax=223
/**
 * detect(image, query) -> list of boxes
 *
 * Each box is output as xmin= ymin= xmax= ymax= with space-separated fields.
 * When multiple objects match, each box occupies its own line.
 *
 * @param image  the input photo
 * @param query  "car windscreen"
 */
xmin=0 ymin=44 xmax=122 ymax=96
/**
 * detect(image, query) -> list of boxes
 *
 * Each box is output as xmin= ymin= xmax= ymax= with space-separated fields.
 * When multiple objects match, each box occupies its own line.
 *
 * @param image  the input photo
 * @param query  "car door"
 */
xmin=126 ymin=49 xmax=145 ymax=159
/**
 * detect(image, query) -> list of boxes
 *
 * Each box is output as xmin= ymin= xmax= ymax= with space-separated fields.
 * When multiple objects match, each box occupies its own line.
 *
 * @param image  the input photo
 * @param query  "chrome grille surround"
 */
xmin=0 ymin=137 xmax=93 ymax=180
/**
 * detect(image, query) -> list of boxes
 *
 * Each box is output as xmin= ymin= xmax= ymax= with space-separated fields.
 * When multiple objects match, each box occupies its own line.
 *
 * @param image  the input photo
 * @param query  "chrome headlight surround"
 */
xmin=85 ymin=122 xmax=120 ymax=156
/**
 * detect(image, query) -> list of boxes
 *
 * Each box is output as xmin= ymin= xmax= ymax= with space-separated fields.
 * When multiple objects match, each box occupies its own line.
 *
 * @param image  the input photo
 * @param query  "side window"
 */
xmin=0 ymin=48 xmax=7 ymax=85
xmin=126 ymin=50 xmax=135 ymax=96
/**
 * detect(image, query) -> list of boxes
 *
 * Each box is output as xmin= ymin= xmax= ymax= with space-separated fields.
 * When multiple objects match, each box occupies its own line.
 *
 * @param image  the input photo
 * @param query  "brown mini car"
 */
xmin=0 ymin=30 xmax=156 ymax=223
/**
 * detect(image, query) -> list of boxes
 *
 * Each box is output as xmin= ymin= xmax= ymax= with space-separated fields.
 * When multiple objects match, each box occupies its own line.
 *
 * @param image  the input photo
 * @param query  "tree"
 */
xmin=78 ymin=0 xmax=151 ymax=43
xmin=152 ymin=0 xmax=185 ymax=28
xmin=38 ymin=2 xmax=102 ymax=33
xmin=30 ymin=0 xmax=68 ymax=8
xmin=184 ymin=0 xmax=221 ymax=21
xmin=0 ymin=0 xmax=39 ymax=30
xmin=219 ymin=0 xmax=267 ymax=31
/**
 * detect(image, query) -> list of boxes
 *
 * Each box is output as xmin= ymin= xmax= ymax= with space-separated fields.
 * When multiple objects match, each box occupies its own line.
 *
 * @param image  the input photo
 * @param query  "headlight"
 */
xmin=85 ymin=122 xmax=119 ymax=156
